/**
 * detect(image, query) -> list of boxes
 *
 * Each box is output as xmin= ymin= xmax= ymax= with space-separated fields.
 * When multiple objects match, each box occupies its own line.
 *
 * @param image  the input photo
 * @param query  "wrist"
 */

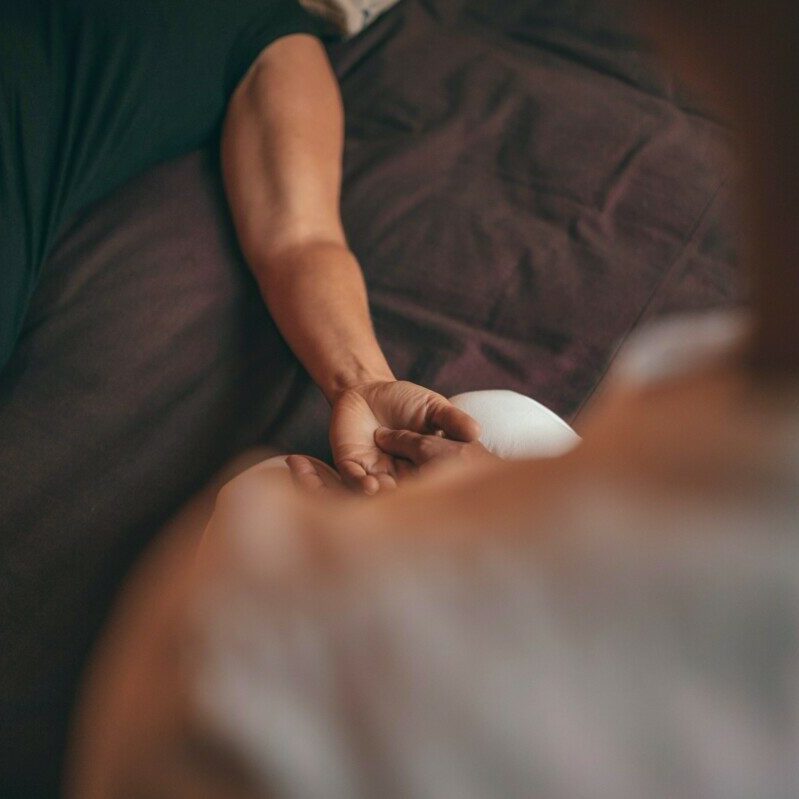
xmin=323 ymin=360 xmax=395 ymax=404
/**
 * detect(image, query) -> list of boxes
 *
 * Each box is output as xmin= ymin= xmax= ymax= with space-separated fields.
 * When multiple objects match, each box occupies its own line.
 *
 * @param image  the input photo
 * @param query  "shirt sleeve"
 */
xmin=226 ymin=0 xmax=329 ymax=94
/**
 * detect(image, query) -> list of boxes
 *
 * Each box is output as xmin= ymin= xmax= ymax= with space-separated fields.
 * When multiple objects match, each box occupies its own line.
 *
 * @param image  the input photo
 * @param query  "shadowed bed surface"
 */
xmin=0 ymin=0 xmax=739 ymax=793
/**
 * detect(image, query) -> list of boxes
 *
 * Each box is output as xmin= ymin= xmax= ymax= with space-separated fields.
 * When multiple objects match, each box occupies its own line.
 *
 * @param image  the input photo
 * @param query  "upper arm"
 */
xmin=221 ymin=34 xmax=346 ymax=265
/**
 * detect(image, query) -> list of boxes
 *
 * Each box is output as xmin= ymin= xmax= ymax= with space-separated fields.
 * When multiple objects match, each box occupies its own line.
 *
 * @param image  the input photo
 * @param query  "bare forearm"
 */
xmin=218 ymin=36 xmax=476 ymax=491
xmin=253 ymin=240 xmax=393 ymax=403
xmin=221 ymin=36 xmax=393 ymax=403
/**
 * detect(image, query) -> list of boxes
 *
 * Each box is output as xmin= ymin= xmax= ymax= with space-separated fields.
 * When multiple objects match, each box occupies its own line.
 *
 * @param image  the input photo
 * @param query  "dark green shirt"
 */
xmin=0 ymin=0 xmax=322 ymax=368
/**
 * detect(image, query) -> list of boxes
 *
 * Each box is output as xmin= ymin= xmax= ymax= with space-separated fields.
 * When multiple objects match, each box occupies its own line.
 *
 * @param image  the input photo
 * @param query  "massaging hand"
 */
xmin=373 ymin=427 xmax=498 ymax=472
xmin=329 ymin=379 xmax=480 ymax=494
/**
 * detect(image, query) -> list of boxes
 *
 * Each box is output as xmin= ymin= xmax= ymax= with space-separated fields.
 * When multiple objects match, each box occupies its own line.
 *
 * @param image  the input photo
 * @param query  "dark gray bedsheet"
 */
xmin=0 ymin=0 xmax=739 ymax=793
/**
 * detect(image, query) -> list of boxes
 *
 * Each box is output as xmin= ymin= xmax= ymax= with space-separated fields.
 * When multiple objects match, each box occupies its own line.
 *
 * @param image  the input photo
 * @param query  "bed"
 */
xmin=0 ymin=0 xmax=739 ymax=793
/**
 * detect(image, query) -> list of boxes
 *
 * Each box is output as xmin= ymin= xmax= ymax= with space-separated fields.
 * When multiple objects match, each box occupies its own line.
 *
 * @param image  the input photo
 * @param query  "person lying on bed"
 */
xmin=68 ymin=1 xmax=799 ymax=797
xmin=0 ymin=0 xmax=472 ymax=495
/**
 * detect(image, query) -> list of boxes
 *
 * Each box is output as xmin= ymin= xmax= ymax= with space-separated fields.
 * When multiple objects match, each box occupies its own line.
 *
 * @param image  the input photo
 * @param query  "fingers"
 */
xmin=374 ymin=471 xmax=398 ymax=492
xmin=336 ymin=460 xmax=375 ymax=494
xmin=286 ymin=455 xmax=334 ymax=492
xmin=336 ymin=459 xmax=397 ymax=496
xmin=426 ymin=400 xmax=481 ymax=442
xmin=374 ymin=428 xmax=448 ymax=466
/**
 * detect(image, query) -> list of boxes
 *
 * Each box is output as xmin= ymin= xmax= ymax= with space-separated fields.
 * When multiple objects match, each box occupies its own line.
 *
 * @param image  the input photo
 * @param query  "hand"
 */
xmin=329 ymin=380 xmax=481 ymax=494
xmin=374 ymin=427 xmax=498 ymax=473
xmin=285 ymin=455 xmax=346 ymax=494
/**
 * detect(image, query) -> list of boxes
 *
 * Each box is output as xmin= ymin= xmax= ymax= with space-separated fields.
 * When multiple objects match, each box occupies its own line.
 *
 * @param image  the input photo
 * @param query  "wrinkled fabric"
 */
xmin=0 ymin=0 xmax=739 ymax=793
xmin=0 ymin=0 xmax=322 ymax=370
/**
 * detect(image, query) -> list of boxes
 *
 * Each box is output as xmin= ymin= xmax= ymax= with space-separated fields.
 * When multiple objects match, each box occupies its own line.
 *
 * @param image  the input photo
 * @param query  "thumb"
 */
xmin=426 ymin=398 xmax=481 ymax=442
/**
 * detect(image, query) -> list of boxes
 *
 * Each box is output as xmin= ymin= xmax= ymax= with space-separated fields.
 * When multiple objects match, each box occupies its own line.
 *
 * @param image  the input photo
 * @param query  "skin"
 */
xmin=68 ymin=3 xmax=799 ymax=795
xmin=221 ymin=34 xmax=479 ymax=495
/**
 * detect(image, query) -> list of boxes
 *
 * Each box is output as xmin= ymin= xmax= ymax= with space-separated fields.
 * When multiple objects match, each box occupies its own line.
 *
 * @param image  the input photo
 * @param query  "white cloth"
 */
xmin=189 ymin=313 xmax=799 ymax=799
xmin=299 ymin=0 xmax=402 ymax=37
xmin=449 ymin=389 xmax=580 ymax=459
